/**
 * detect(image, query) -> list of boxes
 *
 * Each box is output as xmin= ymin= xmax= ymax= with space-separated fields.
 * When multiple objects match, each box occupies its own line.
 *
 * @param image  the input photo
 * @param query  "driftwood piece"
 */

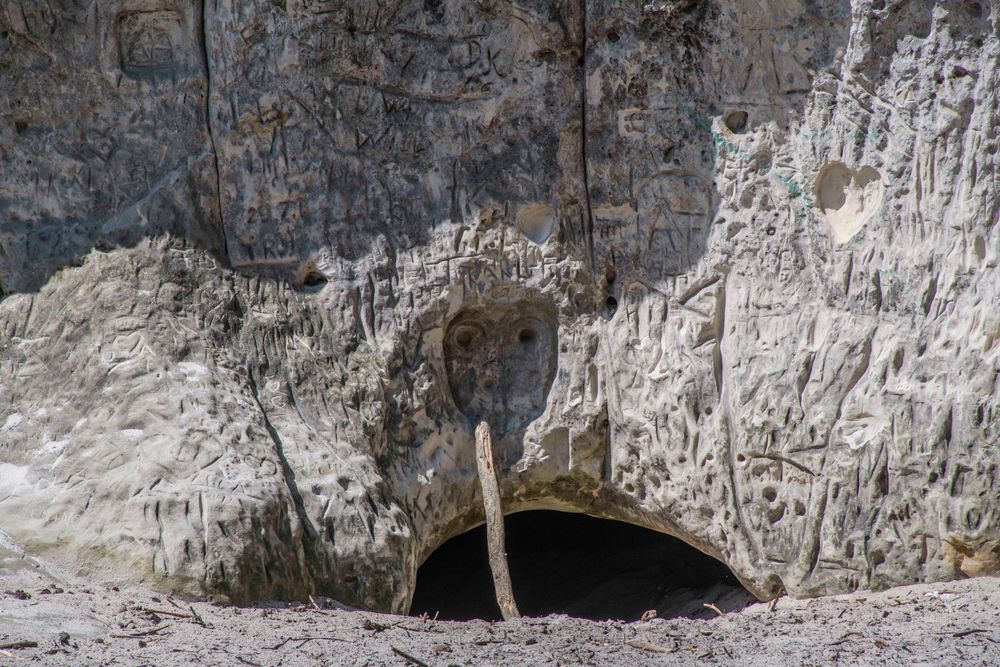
xmin=474 ymin=421 xmax=520 ymax=620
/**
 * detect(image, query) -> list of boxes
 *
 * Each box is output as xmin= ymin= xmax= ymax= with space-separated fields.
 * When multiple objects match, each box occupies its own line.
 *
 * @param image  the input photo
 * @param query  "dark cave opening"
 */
xmin=409 ymin=510 xmax=755 ymax=622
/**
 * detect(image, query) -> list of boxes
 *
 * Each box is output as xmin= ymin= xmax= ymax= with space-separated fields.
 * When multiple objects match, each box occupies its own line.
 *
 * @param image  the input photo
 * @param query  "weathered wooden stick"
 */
xmin=474 ymin=421 xmax=520 ymax=620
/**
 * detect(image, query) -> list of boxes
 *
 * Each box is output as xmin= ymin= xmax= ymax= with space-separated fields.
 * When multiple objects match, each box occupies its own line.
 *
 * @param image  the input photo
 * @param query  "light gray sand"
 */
xmin=1 ymin=548 xmax=998 ymax=666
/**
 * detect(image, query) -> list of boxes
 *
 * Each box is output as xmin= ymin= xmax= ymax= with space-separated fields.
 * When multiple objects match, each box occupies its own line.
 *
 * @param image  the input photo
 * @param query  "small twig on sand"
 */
xmin=829 ymin=631 xmax=864 ymax=646
xmin=625 ymin=639 xmax=675 ymax=653
xmin=703 ymin=603 xmax=725 ymax=617
xmin=0 ymin=641 xmax=38 ymax=651
xmin=189 ymin=605 xmax=209 ymax=627
xmin=391 ymin=646 xmax=431 ymax=666
xmin=0 ymin=650 xmax=14 ymax=658
xmin=267 ymin=636 xmax=347 ymax=650
xmin=363 ymin=618 xmax=394 ymax=632
xmin=361 ymin=616 xmax=443 ymax=634
xmin=951 ymin=629 xmax=988 ymax=638
xmin=142 ymin=607 xmax=192 ymax=618
xmin=111 ymin=624 xmax=172 ymax=638
xmin=397 ymin=624 xmax=445 ymax=634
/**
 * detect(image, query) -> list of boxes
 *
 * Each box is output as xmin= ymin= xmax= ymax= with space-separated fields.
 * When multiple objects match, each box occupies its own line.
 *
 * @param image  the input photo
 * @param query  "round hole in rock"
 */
xmin=518 ymin=328 xmax=536 ymax=343
xmin=724 ymin=110 xmax=748 ymax=134
xmin=302 ymin=271 xmax=327 ymax=287
xmin=455 ymin=329 xmax=474 ymax=347
xmin=409 ymin=510 xmax=753 ymax=622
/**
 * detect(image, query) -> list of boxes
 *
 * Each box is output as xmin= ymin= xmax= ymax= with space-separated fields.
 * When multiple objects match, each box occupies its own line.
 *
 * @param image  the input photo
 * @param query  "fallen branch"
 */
xmin=952 ymin=629 xmax=988 ymax=638
xmin=110 ymin=624 xmax=171 ymax=638
xmin=0 ymin=641 xmax=37 ymax=650
xmin=475 ymin=421 xmax=520 ymax=620
xmin=391 ymin=646 xmax=431 ymax=666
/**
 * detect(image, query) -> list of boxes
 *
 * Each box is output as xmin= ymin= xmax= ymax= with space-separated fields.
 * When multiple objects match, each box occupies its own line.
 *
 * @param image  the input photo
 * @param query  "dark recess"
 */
xmin=410 ymin=510 xmax=751 ymax=621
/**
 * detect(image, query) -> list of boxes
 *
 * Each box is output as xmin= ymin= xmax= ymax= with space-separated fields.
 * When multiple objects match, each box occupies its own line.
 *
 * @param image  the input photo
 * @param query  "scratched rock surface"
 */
xmin=1 ymin=0 xmax=999 ymax=612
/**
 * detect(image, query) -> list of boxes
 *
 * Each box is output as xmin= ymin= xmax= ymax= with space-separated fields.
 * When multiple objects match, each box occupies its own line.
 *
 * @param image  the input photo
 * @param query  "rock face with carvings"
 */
xmin=1 ymin=0 xmax=999 ymax=611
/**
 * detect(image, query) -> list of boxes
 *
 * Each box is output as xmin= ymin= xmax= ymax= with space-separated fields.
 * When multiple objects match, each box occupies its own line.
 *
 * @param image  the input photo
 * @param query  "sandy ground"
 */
xmin=2 ymin=546 xmax=999 ymax=666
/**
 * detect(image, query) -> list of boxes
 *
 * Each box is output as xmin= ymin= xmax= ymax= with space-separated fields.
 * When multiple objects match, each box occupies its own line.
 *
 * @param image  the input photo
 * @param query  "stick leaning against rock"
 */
xmin=474 ymin=421 xmax=520 ymax=620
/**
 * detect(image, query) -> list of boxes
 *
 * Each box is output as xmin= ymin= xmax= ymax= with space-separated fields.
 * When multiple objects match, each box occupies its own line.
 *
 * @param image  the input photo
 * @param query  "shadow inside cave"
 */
xmin=409 ymin=510 xmax=755 ymax=622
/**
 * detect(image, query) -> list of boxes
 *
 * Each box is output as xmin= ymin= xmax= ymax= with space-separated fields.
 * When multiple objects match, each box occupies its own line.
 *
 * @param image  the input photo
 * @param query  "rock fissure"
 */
xmin=200 ymin=0 xmax=230 ymax=268
xmin=247 ymin=369 xmax=318 ymax=547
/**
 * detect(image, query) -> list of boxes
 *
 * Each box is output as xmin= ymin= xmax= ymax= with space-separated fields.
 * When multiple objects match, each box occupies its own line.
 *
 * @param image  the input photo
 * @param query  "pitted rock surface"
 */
xmin=1 ymin=0 xmax=999 ymax=612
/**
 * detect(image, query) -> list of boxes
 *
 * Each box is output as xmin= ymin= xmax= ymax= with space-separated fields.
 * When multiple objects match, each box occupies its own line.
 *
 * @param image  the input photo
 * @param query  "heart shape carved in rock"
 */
xmin=815 ymin=162 xmax=884 ymax=244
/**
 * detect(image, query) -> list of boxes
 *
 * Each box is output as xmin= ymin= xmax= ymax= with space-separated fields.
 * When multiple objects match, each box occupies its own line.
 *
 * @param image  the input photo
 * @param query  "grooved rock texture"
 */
xmin=1 ymin=0 xmax=999 ymax=612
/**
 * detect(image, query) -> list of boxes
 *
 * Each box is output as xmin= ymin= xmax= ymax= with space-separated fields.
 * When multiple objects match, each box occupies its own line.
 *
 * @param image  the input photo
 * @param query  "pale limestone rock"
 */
xmin=0 ymin=0 xmax=998 ymax=612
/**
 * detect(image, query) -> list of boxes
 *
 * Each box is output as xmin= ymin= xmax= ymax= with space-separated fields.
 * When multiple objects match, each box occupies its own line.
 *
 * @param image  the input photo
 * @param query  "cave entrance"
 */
xmin=409 ymin=510 xmax=754 ymax=621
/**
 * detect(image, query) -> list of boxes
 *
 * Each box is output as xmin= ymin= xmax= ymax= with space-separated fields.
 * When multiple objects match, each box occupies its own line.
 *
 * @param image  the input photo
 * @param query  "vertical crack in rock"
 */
xmin=247 ymin=369 xmax=318 ymax=548
xmin=579 ymin=0 xmax=596 ymax=269
xmin=712 ymin=275 xmax=726 ymax=397
xmin=200 ymin=0 xmax=230 ymax=267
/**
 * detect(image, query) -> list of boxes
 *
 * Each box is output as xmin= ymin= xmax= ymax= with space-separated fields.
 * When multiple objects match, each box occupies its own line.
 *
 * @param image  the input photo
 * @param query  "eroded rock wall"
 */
xmin=1 ymin=0 xmax=999 ymax=611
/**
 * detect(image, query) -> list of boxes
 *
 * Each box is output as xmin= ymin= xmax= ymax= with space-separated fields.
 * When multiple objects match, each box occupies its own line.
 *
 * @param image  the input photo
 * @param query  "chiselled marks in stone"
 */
xmin=720 ymin=14 xmax=843 ymax=102
xmin=613 ymin=106 xmax=694 ymax=146
xmin=617 ymin=109 xmax=647 ymax=139
xmin=213 ymin=0 xmax=575 ymax=270
xmin=392 ymin=220 xmax=572 ymax=305
xmin=298 ymin=0 xmax=404 ymax=22
xmin=293 ymin=23 xmax=508 ymax=104
xmin=726 ymin=32 xmax=803 ymax=99
xmin=117 ymin=9 xmax=196 ymax=81
xmin=444 ymin=301 xmax=557 ymax=438
xmin=99 ymin=315 xmax=158 ymax=376
xmin=636 ymin=171 xmax=713 ymax=276
xmin=804 ymin=0 xmax=851 ymax=20
xmin=592 ymin=171 xmax=713 ymax=281
xmin=615 ymin=108 xmax=680 ymax=141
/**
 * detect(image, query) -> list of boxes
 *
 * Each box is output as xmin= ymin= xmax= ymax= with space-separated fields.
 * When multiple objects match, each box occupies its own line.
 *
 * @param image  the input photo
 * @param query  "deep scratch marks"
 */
xmin=800 ymin=479 xmax=830 ymax=581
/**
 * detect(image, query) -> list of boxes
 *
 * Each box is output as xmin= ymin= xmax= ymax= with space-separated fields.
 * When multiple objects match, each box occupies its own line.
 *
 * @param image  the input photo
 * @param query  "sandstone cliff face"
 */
xmin=1 ymin=0 xmax=998 ymax=612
